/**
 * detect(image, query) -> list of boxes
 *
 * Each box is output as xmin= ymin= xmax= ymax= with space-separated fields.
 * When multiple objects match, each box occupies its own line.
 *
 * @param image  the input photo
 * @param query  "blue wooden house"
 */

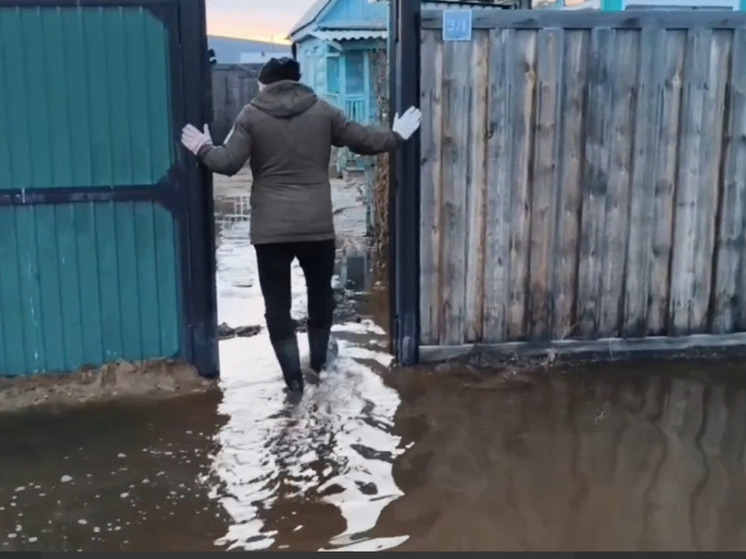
xmin=289 ymin=0 xmax=389 ymax=127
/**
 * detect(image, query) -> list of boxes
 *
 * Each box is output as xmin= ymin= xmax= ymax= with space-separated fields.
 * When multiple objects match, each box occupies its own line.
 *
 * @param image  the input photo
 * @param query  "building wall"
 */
xmin=297 ymin=36 xmax=328 ymax=93
xmin=297 ymin=37 xmax=385 ymax=124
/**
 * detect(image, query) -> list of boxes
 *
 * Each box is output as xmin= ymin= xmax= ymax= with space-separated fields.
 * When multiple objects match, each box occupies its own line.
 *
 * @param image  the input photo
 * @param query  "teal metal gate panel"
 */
xmin=0 ymin=203 xmax=180 ymax=375
xmin=0 ymin=1 xmax=218 ymax=377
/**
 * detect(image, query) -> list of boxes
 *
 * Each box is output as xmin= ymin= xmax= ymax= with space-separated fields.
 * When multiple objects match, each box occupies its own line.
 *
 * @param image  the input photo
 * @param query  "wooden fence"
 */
xmin=418 ymin=10 xmax=746 ymax=357
xmin=211 ymin=63 xmax=262 ymax=144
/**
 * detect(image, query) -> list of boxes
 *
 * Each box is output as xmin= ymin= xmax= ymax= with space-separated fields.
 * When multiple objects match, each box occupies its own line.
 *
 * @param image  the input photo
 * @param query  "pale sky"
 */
xmin=206 ymin=0 xmax=319 ymax=42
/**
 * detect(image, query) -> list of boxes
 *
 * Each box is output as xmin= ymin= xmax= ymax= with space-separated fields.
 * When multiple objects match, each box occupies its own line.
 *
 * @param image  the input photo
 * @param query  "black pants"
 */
xmin=255 ymin=239 xmax=336 ymax=343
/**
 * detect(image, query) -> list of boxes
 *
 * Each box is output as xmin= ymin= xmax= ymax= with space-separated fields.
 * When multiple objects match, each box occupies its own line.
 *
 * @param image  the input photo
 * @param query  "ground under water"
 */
xmin=3 ymin=202 xmax=746 ymax=551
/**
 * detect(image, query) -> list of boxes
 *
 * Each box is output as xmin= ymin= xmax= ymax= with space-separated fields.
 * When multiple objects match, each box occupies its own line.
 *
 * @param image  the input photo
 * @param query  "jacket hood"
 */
xmin=250 ymin=80 xmax=318 ymax=118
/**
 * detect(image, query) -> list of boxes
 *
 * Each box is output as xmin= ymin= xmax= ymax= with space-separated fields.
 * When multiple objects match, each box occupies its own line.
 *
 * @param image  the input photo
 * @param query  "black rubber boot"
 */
xmin=308 ymin=327 xmax=337 ymax=374
xmin=271 ymin=336 xmax=304 ymax=395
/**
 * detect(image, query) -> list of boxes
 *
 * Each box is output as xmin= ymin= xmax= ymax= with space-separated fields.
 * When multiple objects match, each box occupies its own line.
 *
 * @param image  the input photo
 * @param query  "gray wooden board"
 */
xmin=506 ymin=30 xmax=537 ymax=341
xmin=419 ymin=30 xmax=444 ymax=346
xmin=439 ymin=40 xmax=472 ymax=345
xmin=551 ymin=29 xmax=587 ymax=341
xmin=482 ymin=28 xmax=512 ymax=344
xmin=528 ymin=27 xmax=563 ymax=341
xmin=715 ymin=29 xmax=746 ymax=332
xmin=464 ymin=30 xmax=490 ymax=343
xmin=624 ymin=27 xmax=665 ymax=337
xmin=577 ymin=27 xmax=615 ymax=338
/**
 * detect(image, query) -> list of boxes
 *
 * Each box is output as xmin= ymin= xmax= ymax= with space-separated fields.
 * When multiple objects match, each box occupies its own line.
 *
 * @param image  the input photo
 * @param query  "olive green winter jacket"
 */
xmin=199 ymin=80 xmax=401 ymax=245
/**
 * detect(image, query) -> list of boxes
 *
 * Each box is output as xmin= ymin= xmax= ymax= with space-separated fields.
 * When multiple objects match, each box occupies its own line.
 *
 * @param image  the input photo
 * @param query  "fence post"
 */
xmin=389 ymin=0 xmax=421 ymax=366
xmin=179 ymin=0 xmax=220 ymax=378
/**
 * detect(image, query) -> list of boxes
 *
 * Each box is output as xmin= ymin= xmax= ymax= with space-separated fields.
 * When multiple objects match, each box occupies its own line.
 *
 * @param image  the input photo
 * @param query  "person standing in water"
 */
xmin=181 ymin=56 xmax=422 ymax=396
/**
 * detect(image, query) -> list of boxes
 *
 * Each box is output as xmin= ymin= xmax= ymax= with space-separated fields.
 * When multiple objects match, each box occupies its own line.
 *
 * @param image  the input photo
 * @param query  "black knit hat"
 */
xmin=258 ymin=57 xmax=301 ymax=85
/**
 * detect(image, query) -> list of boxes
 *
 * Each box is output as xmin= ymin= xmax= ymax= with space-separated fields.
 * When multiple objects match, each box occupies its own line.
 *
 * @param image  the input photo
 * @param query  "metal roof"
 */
xmin=290 ymin=0 xmax=333 ymax=36
xmin=313 ymin=29 xmax=388 ymax=41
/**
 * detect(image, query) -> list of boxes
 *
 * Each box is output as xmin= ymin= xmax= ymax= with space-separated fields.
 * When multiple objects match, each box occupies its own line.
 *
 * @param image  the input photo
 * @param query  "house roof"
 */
xmin=289 ymin=0 xmax=388 ymax=42
xmin=289 ymin=0 xmax=333 ymax=36
xmin=313 ymin=29 xmax=387 ymax=41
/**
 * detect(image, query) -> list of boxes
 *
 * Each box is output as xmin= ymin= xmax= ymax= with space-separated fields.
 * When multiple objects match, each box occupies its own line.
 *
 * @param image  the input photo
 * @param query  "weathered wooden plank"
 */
xmin=419 ymin=30 xmax=444 ymax=346
xmin=551 ymin=30 xmax=587 ymax=341
xmin=577 ymin=27 xmax=615 ymax=339
xmin=648 ymin=30 xmax=686 ymax=335
xmin=418 ymin=331 xmax=746 ymax=364
xmin=528 ymin=28 xmax=564 ymax=341
xmin=482 ymin=28 xmax=513 ymax=344
xmin=623 ymin=27 xmax=666 ymax=337
xmin=670 ymin=28 xmax=713 ymax=335
xmin=464 ymin=30 xmax=490 ymax=343
xmin=693 ymin=31 xmax=730 ymax=333
xmin=597 ymin=30 xmax=639 ymax=337
xmin=715 ymin=29 xmax=746 ymax=332
xmin=439 ymin=40 xmax=473 ymax=345
xmin=507 ymin=30 xmax=538 ymax=341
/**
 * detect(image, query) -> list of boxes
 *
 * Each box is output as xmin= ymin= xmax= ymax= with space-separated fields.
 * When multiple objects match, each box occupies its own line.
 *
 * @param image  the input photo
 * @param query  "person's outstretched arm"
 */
xmin=181 ymin=108 xmax=252 ymax=176
xmin=329 ymin=104 xmax=422 ymax=156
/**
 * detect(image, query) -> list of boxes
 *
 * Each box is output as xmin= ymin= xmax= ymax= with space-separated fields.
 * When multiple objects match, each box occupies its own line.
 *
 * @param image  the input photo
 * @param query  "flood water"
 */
xmin=4 ymin=202 xmax=746 ymax=551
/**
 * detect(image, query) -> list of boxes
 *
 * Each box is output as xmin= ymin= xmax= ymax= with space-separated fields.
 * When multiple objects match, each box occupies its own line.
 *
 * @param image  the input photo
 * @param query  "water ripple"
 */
xmin=207 ymin=222 xmax=406 ymax=551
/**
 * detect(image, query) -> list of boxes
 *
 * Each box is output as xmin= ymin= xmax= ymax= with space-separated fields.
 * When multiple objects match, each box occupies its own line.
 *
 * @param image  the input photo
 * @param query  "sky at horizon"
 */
xmin=206 ymin=0 xmax=319 ymax=43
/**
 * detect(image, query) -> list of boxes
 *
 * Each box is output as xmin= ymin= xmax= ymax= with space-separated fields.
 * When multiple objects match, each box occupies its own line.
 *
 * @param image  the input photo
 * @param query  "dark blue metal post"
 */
xmin=389 ymin=0 xmax=421 ymax=367
xmin=179 ymin=0 xmax=220 ymax=378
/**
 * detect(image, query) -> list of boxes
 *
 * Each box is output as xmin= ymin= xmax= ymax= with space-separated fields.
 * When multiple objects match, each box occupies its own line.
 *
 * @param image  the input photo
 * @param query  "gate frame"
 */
xmin=389 ymin=0 xmax=422 ymax=367
xmin=0 ymin=0 xmax=219 ymax=378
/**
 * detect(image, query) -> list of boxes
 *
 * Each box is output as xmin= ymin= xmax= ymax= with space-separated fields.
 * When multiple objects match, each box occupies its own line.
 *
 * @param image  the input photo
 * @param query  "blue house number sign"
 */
xmin=442 ymin=10 xmax=473 ymax=42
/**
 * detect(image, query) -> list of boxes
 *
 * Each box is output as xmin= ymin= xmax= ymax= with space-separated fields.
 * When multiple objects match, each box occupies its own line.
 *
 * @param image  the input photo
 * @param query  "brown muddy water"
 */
xmin=5 ymin=356 xmax=746 ymax=551
xmin=4 ymin=192 xmax=746 ymax=551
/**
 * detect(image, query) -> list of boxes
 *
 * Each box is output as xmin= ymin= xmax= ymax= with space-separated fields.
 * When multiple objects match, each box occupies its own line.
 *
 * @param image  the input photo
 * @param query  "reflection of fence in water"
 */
xmin=384 ymin=366 xmax=746 ymax=551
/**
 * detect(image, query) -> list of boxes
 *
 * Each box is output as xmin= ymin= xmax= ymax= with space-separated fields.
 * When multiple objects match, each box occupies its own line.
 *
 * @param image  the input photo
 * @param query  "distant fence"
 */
xmin=418 ymin=10 xmax=746 ymax=354
xmin=211 ymin=63 xmax=262 ymax=144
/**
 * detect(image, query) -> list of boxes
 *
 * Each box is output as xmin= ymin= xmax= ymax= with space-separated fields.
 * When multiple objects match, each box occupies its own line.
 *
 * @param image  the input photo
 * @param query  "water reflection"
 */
xmin=208 ymin=202 xmax=746 ymax=552
xmin=208 ymin=220 xmax=406 ymax=551
xmin=4 ymin=212 xmax=746 ymax=551
xmin=379 ymin=364 xmax=746 ymax=551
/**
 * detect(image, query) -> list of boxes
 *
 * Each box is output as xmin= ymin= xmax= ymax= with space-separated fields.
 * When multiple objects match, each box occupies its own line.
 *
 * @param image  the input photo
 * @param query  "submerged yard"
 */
xmin=2 ymin=171 xmax=746 ymax=551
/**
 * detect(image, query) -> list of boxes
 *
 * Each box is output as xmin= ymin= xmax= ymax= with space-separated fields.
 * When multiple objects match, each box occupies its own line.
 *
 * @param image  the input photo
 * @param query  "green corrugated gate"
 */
xmin=0 ymin=0 xmax=218 ymax=377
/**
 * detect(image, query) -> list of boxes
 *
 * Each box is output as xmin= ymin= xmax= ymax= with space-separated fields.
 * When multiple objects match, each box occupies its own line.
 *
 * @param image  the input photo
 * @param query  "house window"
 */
xmin=327 ymin=56 xmax=340 ymax=94
xmin=345 ymin=51 xmax=365 ymax=95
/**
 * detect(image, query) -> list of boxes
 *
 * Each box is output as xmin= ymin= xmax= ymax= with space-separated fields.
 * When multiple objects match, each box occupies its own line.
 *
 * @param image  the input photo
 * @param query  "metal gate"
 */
xmin=0 ymin=0 xmax=218 ymax=377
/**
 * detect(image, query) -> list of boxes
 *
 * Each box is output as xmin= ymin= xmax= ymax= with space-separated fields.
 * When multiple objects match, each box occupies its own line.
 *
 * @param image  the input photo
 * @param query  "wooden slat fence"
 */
xmin=419 ymin=10 xmax=746 ymax=349
xmin=211 ymin=63 xmax=262 ymax=144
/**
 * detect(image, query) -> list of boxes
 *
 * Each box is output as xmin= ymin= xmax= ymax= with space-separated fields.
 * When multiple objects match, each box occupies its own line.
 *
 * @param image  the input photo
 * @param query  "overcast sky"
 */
xmin=206 ymin=0 xmax=318 ymax=42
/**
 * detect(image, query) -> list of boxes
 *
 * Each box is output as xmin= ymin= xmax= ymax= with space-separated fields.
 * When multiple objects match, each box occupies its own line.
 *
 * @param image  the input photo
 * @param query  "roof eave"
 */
xmin=289 ymin=23 xmax=316 ymax=42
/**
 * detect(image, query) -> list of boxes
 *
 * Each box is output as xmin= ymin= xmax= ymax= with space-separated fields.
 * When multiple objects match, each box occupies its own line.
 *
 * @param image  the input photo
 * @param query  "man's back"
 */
xmin=180 ymin=55 xmax=422 ymax=396
xmin=201 ymin=80 xmax=401 ymax=245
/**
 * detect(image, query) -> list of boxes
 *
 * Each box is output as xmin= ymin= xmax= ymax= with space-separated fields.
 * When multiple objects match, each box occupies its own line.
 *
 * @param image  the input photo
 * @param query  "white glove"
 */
xmin=392 ymin=106 xmax=422 ymax=141
xmin=181 ymin=124 xmax=213 ymax=155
